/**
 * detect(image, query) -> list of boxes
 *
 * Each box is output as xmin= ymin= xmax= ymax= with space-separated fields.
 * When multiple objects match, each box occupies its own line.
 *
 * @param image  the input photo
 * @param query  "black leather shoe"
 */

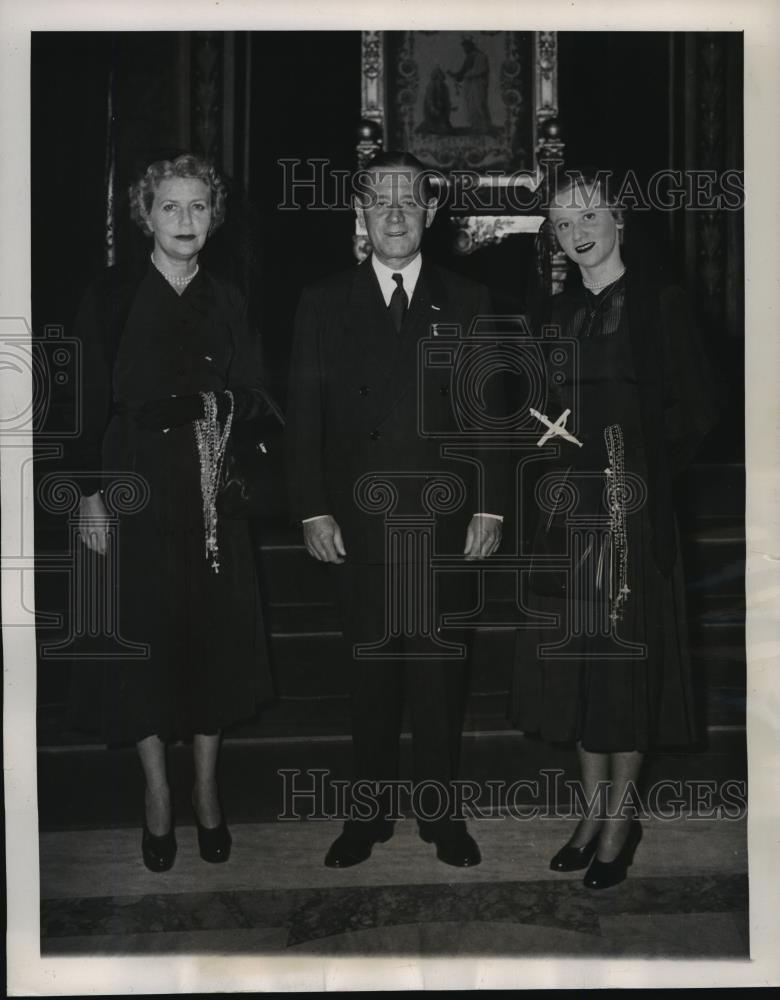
xmin=324 ymin=823 xmax=393 ymax=868
xmin=420 ymin=825 xmax=481 ymax=867
xmin=195 ymin=815 xmax=232 ymax=864
xmin=583 ymin=821 xmax=642 ymax=890
xmin=549 ymin=832 xmax=599 ymax=872
xmin=142 ymin=825 xmax=177 ymax=872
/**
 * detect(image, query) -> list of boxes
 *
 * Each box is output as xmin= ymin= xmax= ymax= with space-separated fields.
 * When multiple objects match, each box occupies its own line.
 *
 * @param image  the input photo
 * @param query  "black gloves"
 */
xmin=133 ymin=388 xmax=285 ymax=431
xmin=228 ymin=386 xmax=285 ymax=426
xmin=133 ymin=394 xmax=205 ymax=430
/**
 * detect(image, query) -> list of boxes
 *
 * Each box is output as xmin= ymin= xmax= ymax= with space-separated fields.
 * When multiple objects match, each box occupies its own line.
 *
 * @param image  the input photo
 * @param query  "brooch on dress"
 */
xmin=529 ymin=407 xmax=583 ymax=448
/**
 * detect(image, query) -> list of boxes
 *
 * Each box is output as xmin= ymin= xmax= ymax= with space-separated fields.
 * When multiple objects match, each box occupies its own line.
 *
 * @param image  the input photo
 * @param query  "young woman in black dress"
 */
xmin=511 ymin=168 xmax=719 ymax=888
xmin=73 ymin=154 xmax=277 ymax=871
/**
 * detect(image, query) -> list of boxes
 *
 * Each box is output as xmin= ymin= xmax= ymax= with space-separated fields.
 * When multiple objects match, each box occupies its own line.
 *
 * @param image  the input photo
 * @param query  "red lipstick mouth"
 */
xmin=176 ymin=234 xmax=196 ymax=241
xmin=575 ymin=242 xmax=595 ymax=253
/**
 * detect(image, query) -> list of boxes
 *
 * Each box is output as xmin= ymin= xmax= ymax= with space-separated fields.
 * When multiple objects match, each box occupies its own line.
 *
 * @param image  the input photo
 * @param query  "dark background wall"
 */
xmin=32 ymin=30 xmax=743 ymax=389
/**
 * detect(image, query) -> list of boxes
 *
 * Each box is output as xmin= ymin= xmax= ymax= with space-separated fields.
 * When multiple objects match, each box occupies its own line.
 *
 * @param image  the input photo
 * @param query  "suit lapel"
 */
xmin=374 ymin=259 xmax=448 ymax=424
xmin=341 ymin=257 xmax=451 ymax=427
xmin=343 ymin=259 xmax=397 ymax=374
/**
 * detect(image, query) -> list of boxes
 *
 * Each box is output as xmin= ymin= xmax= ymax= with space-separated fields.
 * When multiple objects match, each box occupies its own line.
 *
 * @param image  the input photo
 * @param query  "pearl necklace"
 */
xmin=151 ymin=253 xmax=199 ymax=288
xmin=582 ymin=266 xmax=626 ymax=292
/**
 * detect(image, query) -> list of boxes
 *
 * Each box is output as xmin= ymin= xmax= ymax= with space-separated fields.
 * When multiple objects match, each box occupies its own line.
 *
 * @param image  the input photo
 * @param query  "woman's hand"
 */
xmin=134 ymin=390 xmax=284 ymax=431
xmin=78 ymin=491 xmax=110 ymax=556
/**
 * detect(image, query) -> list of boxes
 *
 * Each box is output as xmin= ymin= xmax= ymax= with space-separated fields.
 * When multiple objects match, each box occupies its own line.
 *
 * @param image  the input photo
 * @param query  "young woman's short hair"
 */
xmin=541 ymin=164 xmax=626 ymax=246
xmin=533 ymin=165 xmax=629 ymax=298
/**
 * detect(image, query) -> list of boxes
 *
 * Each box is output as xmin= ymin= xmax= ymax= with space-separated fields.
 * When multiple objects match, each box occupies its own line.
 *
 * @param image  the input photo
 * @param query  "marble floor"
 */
xmin=40 ymin=815 xmax=749 ymax=958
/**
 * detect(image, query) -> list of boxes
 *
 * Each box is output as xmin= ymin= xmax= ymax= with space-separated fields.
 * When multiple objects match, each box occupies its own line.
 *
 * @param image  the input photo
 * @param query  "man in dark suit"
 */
xmin=286 ymin=151 xmax=504 ymax=868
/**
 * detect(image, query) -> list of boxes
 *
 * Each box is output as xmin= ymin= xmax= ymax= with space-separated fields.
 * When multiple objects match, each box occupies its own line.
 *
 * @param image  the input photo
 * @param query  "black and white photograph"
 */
xmin=2 ymin=0 xmax=779 ymax=993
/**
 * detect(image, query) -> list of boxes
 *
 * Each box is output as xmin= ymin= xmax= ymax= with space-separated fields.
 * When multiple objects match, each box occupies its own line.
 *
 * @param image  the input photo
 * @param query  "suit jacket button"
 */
xmin=369 ymin=429 xmax=380 ymax=441
xmin=359 ymin=385 xmax=370 ymax=396
xmin=439 ymin=385 xmax=449 ymax=396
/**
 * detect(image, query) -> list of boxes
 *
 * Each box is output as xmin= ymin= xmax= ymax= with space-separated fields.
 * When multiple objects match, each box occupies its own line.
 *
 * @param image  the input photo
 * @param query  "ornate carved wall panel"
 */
xmin=192 ymin=32 xmax=223 ymax=163
xmin=358 ymin=30 xmax=564 ymax=257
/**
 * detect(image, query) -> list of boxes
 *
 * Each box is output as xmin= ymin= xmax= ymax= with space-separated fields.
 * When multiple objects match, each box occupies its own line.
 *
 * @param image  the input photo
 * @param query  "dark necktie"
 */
xmin=388 ymin=272 xmax=408 ymax=332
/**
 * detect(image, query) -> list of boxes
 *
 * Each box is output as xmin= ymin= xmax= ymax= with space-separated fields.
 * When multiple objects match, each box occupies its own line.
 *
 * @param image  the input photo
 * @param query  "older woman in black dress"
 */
xmin=74 ymin=154 xmax=277 ymax=871
xmin=511 ymin=168 xmax=719 ymax=888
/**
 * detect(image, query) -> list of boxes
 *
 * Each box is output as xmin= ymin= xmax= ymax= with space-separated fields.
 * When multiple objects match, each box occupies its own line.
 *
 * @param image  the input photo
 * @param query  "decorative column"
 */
xmin=352 ymin=472 xmax=468 ymax=660
xmin=677 ymin=32 xmax=743 ymax=340
xmin=358 ymin=31 xmax=385 ymax=166
xmin=531 ymin=470 xmax=649 ymax=660
xmin=535 ymin=32 xmax=564 ymax=161
xmin=36 ymin=473 xmax=151 ymax=661
xmin=191 ymin=32 xmax=224 ymax=163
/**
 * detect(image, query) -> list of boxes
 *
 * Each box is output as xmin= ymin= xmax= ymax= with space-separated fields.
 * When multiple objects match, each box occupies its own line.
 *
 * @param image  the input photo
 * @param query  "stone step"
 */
xmin=262 ymin=628 xmax=744 ymax=699
xmin=675 ymin=463 xmax=745 ymax=521
xmin=37 ymin=601 xmax=744 ymax=703
xmin=38 ymin=639 xmax=745 ymax=751
xmin=255 ymin=524 xmax=745 ymax=608
xmin=36 ymin=728 xmax=746 ymax=832
xmin=679 ymin=525 xmax=745 ymax=598
xmin=265 ymin=587 xmax=745 ymax=635
xmin=33 ymin=459 xmax=746 ymax=742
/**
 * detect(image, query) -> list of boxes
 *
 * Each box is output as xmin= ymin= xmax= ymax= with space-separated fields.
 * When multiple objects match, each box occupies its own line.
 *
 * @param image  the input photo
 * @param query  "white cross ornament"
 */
xmin=529 ymin=407 xmax=583 ymax=448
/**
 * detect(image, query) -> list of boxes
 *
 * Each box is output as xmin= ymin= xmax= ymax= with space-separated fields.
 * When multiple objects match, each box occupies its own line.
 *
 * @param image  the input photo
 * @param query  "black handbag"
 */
xmin=216 ymin=395 xmax=286 ymax=520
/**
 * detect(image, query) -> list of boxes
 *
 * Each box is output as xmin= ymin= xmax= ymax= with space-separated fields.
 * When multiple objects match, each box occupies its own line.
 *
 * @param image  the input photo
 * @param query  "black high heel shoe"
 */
xmin=192 ymin=797 xmax=232 ymax=863
xmin=549 ymin=830 xmax=600 ymax=872
xmin=583 ymin=820 xmax=642 ymax=889
xmin=142 ymin=824 xmax=177 ymax=872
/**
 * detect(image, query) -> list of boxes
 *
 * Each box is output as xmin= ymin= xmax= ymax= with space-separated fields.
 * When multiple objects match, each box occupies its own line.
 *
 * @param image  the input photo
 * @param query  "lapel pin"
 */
xmin=530 ymin=407 xmax=583 ymax=447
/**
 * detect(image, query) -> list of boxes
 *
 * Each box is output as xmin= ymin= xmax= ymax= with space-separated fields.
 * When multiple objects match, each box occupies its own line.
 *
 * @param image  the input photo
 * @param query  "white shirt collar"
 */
xmin=370 ymin=252 xmax=423 ymax=307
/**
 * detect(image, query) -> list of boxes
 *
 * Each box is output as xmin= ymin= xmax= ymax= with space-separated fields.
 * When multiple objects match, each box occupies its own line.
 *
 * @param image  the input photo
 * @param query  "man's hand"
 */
xmin=77 ymin=491 xmax=110 ymax=556
xmin=463 ymin=514 xmax=502 ymax=560
xmin=303 ymin=515 xmax=347 ymax=564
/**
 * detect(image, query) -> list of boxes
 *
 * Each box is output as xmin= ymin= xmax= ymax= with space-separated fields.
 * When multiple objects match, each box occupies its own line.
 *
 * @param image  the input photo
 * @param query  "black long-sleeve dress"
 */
xmin=510 ymin=272 xmax=719 ymax=752
xmin=69 ymin=263 xmax=274 ymax=744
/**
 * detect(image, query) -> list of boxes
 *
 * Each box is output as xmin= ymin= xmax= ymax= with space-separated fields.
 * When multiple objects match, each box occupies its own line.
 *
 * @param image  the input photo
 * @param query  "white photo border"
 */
xmin=3 ymin=0 xmax=777 ymax=993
